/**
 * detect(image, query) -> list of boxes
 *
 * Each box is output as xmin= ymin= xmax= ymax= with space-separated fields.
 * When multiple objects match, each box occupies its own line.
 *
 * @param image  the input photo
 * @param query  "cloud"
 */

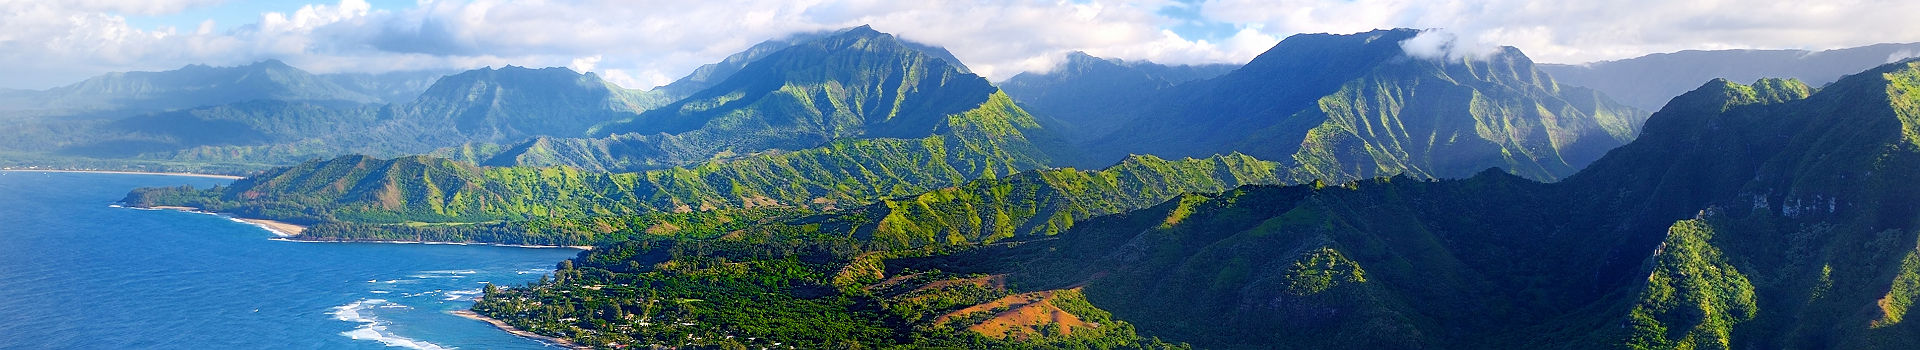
xmin=1198 ymin=0 xmax=1920 ymax=64
xmin=1890 ymin=49 xmax=1920 ymax=64
xmin=1398 ymin=29 xmax=1501 ymax=61
xmin=5 ymin=0 xmax=1920 ymax=90
xmin=568 ymin=55 xmax=602 ymax=74
xmin=0 ymin=0 xmax=1279 ymax=89
xmin=57 ymin=0 xmax=227 ymax=16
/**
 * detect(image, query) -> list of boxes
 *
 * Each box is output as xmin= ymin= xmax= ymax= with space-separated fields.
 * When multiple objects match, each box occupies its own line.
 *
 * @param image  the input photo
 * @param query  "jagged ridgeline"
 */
xmin=124 ymin=27 xmax=1655 ymax=239
xmin=0 ymin=61 xmax=666 ymax=168
xmin=0 ymin=59 xmax=383 ymax=116
xmin=123 ymin=27 xmax=1080 ymax=226
xmin=460 ymin=25 xmax=1013 ymax=172
xmin=125 ymin=90 xmax=1046 ymax=224
xmin=477 ymin=61 xmax=1920 ymax=348
xmin=282 ymin=153 xmax=1287 ymax=246
xmin=1061 ymin=29 xmax=1644 ymax=182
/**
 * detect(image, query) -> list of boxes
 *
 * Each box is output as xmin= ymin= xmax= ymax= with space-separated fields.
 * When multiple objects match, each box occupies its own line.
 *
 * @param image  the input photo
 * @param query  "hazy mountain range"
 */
xmin=1541 ymin=42 xmax=1920 ymax=110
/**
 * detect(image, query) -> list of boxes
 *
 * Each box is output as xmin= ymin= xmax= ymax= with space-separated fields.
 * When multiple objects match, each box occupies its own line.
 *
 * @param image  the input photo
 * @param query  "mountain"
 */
xmin=127 ymin=27 xmax=1071 ymax=228
xmin=996 ymin=63 xmax=1920 ymax=348
xmin=469 ymin=25 xmax=1021 ymax=172
xmin=1068 ymin=29 xmax=1644 ymax=183
xmin=251 ymin=153 xmax=1287 ymax=246
xmin=0 ymin=65 xmax=650 ymax=168
xmin=1000 ymin=52 xmax=1237 ymax=140
xmin=1541 ymin=42 xmax=1920 ymax=110
xmin=393 ymin=65 xmax=654 ymax=146
xmin=0 ymin=30 xmax=966 ymax=173
xmin=126 ymin=89 xmax=1052 ymax=225
xmin=452 ymin=60 xmax=1920 ymax=349
xmin=0 ymin=60 xmax=381 ymax=118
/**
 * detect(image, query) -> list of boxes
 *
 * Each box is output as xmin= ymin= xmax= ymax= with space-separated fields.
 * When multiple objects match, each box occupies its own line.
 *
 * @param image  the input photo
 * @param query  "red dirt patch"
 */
xmin=933 ymin=289 xmax=1096 ymax=340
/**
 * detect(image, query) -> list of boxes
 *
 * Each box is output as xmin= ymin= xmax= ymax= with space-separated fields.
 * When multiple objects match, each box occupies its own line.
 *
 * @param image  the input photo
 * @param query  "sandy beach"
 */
xmin=140 ymin=206 xmax=307 ymax=236
xmin=236 ymin=218 xmax=307 ymax=236
xmin=450 ymin=310 xmax=588 ymax=349
xmin=0 ymin=169 xmax=244 ymax=179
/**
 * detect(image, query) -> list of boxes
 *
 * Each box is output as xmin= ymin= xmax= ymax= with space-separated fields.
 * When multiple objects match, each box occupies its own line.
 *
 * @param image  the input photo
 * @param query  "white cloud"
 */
xmin=1198 ymin=0 xmax=1920 ymax=64
xmin=0 ymin=0 xmax=1275 ymax=89
xmin=4 ymin=0 xmax=1920 ymax=90
xmin=50 ymin=0 xmax=227 ymax=16
xmin=1890 ymin=50 xmax=1920 ymax=64
xmin=1399 ymin=29 xmax=1501 ymax=61
xmin=568 ymin=55 xmax=602 ymax=75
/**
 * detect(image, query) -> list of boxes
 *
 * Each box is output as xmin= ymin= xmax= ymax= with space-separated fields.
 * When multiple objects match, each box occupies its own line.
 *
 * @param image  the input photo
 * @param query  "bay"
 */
xmin=0 ymin=171 xmax=579 ymax=349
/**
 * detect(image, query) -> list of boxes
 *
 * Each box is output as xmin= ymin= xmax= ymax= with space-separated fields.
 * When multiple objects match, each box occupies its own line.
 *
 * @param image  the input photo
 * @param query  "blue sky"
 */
xmin=4 ymin=0 xmax=1918 ymax=90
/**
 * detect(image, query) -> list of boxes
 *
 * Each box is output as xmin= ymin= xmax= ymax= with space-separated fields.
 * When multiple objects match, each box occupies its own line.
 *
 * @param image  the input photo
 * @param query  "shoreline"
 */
xmin=128 ymin=204 xmax=591 ymax=250
xmin=137 ymin=205 xmax=307 ymax=236
xmin=1 ymin=169 xmax=244 ymax=180
xmin=450 ymin=310 xmax=589 ymax=349
xmin=270 ymin=237 xmax=592 ymax=250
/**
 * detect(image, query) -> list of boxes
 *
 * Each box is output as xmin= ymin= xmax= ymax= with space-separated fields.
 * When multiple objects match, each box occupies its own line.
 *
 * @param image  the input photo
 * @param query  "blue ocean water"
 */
xmin=0 ymin=172 xmax=580 ymax=349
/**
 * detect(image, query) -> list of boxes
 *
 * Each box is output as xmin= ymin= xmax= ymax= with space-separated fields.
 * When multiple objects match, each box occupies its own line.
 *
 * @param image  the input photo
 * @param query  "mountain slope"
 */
xmin=128 ymin=90 xmax=1057 ymax=224
xmin=395 ymin=66 xmax=652 ymax=144
xmin=1080 ymin=29 xmax=1644 ymax=183
xmin=1541 ymin=42 xmax=1920 ymax=110
xmin=474 ymin=26 xmax=1004 ymax=172
xmin=2 ymin=65 xmax=650 ymax=167
xmin=1007 ymin=61 xmax=1920 ymax=349
xmin=0 ymin=60 xmax=380 ymax=117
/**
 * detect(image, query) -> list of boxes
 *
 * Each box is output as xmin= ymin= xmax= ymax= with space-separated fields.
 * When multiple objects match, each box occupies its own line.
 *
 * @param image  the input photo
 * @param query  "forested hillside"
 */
xmin=458 ymin=60 xmax=1920 ymax=349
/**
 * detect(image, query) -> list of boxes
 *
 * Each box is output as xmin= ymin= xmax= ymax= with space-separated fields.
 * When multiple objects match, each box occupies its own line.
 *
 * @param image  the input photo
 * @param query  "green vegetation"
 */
xmin=1069 ymin=29 xmax=1645 ymax=183
xmin=468 ymin=26 xmax=1015 ymax=173
xmin=126 ymin=90 xmax=1056 ymax=226
xmin=1620 ymin=215 xmax=1757 ymax=349
xmin=471 ymin=237 xmax=1179 ymax=349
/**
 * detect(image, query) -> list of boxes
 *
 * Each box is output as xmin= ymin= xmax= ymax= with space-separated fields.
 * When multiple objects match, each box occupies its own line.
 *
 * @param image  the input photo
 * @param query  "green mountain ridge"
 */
xmin=125 ymin=90 xmax=1057 ymax=224
xmin=111 ymin=27 xmax=1766 ymax=349
xmin=393 ymin=65 xmax=654 ymax=145
xmin=1076 ymin=29 xmax=1645 ymax=183
xmin=996 ymin=61 xmax=1920 ymax=348
xmin=467 ymin=26 xmax=1005 ymax=172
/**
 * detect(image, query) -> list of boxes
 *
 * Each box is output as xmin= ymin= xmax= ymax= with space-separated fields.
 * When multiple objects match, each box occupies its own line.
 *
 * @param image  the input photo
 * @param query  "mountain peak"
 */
xmin=249 ymin=59 xmax=294 ymax=69
xmin=832 ymin=24 xmax=887 ymax=39
xmin=1659 ymin=77 xmax=1812 ymax=117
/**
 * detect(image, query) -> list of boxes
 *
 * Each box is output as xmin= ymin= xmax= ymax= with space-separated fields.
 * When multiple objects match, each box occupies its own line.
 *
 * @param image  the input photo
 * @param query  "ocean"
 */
xmin=0 ymin=171 xmax=581 ymax=349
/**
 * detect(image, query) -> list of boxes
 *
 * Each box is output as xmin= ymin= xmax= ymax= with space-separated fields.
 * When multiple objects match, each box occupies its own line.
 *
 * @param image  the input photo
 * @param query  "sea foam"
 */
xmin=329 ymin=299 xmax=452 ymax=350
xmin=442 ymin=288 xmax=483 ymax=301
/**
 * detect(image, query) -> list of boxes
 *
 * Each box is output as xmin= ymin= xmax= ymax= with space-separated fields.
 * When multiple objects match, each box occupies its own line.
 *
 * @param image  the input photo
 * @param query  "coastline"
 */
xmin=450 ymin=310 xmax=589 ymax=349
xmin=0 ymin=169 xmax=244 ymax=180
xmin=132 ymin=204 xmax=591 ymax=251
xmin=136 ymin=205 xmax=307 ymax=237
xmin=270 ymin=237 xmax=592 ymax=250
